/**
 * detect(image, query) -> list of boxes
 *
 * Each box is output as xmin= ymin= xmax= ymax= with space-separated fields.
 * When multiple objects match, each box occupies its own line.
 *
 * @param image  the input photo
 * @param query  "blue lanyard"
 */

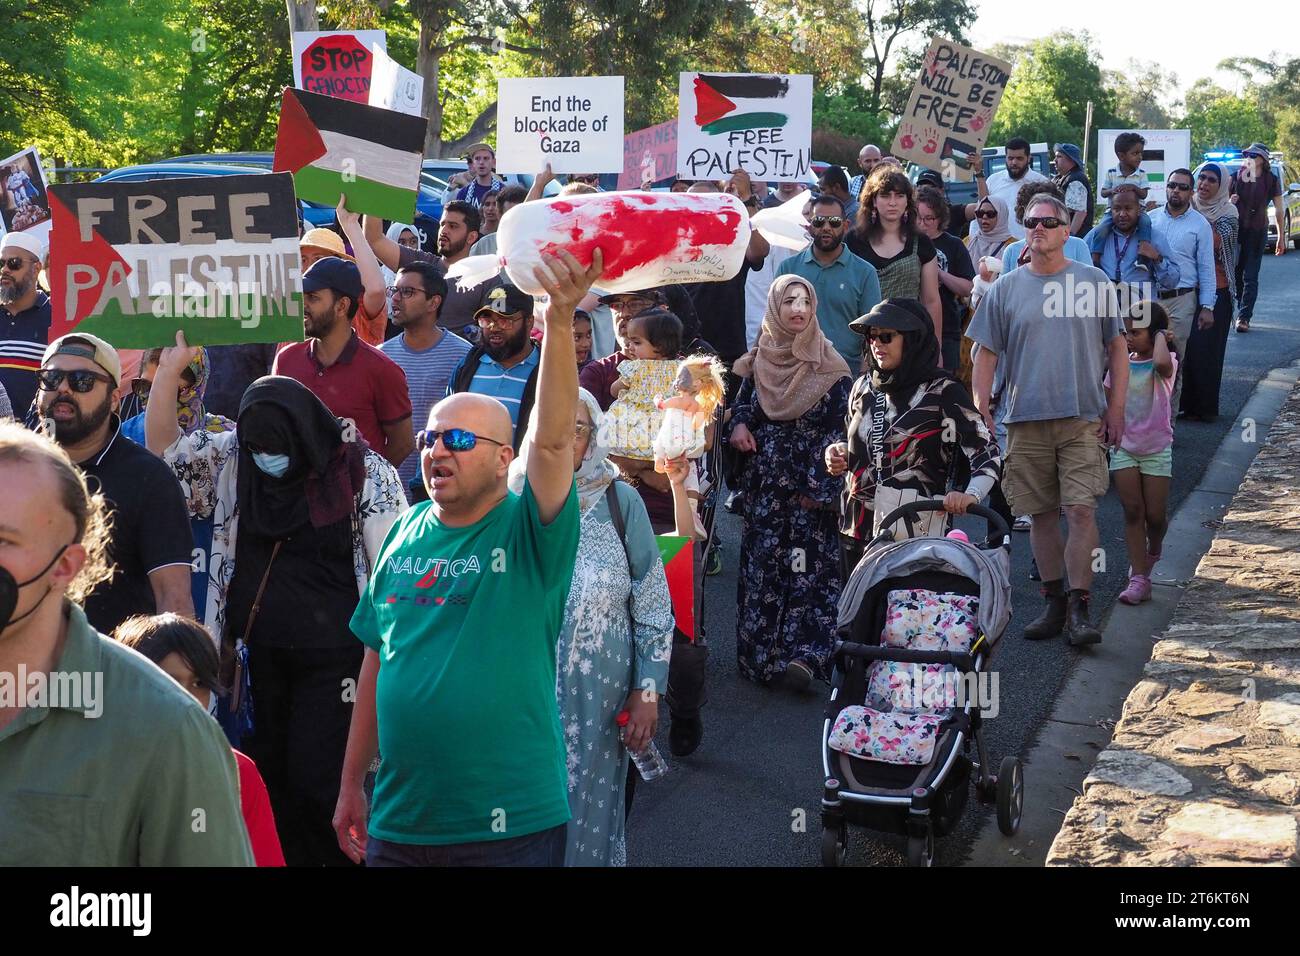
xmin=1112 ymin=230 xmax=1135 ymax=282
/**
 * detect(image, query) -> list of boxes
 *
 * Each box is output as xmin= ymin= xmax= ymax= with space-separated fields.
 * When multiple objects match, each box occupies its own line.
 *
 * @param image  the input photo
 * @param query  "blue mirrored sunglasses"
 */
xmin=417 ymin=428 xmax=506 ymax=452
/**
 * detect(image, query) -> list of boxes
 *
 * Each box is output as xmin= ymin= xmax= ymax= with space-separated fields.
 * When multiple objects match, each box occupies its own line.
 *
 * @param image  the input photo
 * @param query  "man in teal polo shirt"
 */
xmin=335 ymin=248 xmax=603 ymax=866
xmin=0 ymin=422 xmax=252 ymax=866
xmin=775 ymin=194 xmax=882 ymax=369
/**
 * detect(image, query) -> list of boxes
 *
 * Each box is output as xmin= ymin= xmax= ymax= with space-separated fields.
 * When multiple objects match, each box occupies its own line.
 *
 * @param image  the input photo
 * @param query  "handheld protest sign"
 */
xmin=274 ymin=87 xmax=427 ymax=222
xmin=368 ymin=44 xmax=423 ymax=117
xmin=676 ymin=73 xmax=813 ymax=183
xmin=496 ymin=77 xmax=625 ymax=174
xmin=891 ymin=38 xmax=1012 ymax=181
xmin=293 ymin=30 xmax=388 ymax=103
xmin=46 ymin=173 xmax=303 ymax=349
xmin=1095 ymin=129 xmax=1191 ymax=207
xmin=618 ymin=120 xmax=678 ymax=189
xmin=0 ymin=146 xmax=53 ymax=244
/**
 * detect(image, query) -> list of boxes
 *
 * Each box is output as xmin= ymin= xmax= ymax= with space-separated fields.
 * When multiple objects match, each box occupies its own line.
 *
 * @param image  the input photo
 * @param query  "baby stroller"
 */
xmin=820 ymin=501 xmax=1022 ymax=867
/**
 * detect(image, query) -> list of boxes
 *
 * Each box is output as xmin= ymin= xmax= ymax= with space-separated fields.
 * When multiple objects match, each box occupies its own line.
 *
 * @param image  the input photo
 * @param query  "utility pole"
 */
xmin=1083 ymin=100 xmax=1095 ymax=166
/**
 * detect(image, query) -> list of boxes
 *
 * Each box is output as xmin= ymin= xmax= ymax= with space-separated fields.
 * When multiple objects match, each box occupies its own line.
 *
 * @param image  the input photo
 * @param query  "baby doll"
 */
xmin=653 ymin=354 xmax=727 ymax=473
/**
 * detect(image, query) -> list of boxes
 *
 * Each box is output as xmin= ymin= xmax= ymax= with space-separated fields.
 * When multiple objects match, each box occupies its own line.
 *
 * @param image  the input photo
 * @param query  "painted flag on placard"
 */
xmin=656 ymin=535 xmax=695 ymax=640
xmin=46 ymin=173 xmax=304 ymax=348
xmin=690 ymin=74 xmax=793 ymax=136
xmin=273 ymin=86 xmax=426 ymax=222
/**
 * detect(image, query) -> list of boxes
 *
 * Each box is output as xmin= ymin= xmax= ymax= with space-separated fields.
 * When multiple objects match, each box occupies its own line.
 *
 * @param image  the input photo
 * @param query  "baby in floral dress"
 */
xmin=604 ymin=309 xmax=682 ymax=460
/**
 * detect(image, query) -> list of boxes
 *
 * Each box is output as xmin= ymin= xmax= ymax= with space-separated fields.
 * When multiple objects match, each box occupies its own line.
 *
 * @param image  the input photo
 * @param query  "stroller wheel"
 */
xmin=820 ymin=823 xmax=848 ymax=867
xmin=997 ymin=756 xmax=1024 ymax=835
xmin=906 ymin=828 xmax=934 ymax=868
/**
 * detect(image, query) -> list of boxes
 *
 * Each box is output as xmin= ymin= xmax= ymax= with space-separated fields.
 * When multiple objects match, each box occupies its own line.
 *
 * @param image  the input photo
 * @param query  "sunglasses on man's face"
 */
xmin=810 ymin=216 xmax=845 ymax=228
xmin=572 ymin=175 xmax=599 ymax=184
xmin=417 ymin=428 xmax=506 ymax=452
xmin=1023 ymin=216 xmax=1065 ymax=231
xmin=3 ymin=256 xmax=34 ymax=272
xmin=38 ymin=368 xmax=113 ymax=393
xmin=1166 ymin=181 xmax=1193 ymax=191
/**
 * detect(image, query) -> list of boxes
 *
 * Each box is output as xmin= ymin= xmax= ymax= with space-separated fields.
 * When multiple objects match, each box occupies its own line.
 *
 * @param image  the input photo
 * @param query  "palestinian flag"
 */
xmin=657 ymin=535 xmax=695 ymax=640
xmin=691 ymin=74 xmax=792 ymax=136
xmin=273 ymin=86 xmax=427 ymax=222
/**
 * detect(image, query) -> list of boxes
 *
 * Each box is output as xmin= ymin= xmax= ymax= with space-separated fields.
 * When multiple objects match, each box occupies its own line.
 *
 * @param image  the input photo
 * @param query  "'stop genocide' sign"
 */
xmin=292 ymin=30 xmax=388 ymax=104
xmin=47 ymin=174 xmax=304 ymax=349
xmin=890 ymin=38 xmax=1012 ymax=181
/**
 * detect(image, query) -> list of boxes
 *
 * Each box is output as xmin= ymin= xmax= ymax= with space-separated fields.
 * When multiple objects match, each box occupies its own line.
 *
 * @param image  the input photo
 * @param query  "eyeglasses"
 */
xmin=477 ymin=311 xmax=524 ymax=329
xmin=608 ymin=298 xmax=654 ymax=313
xmin=2 ymin=256 xmax=34 ymax=272
xmin=1166 ymin=182 xmax=1192 ymax=192
xmin=386 ymin=285 xmax=428 ymax=300
xmin=917 ymin=214 xmax=940 ymax=224
xmin=974 ymin=209 xmax=999 ymax=220
xmin=574 ymin=422 xmax=594 ymax=437
xmin=810 ymin=216 xmax=845 ymax=228
xmin=1023 ymin=216 xmax=1065 ymax=230
xmin=417 ymin=428 xmax=506 ymax=452
xmin=38 ymin=368 xmax=114 ymax=393
xmin=866 ymin=331 xmax=896 ymax=344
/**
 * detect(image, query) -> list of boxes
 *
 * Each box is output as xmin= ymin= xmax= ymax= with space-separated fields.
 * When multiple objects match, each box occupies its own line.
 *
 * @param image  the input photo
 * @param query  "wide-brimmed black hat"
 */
xmin=849 ymin=298 xmax=930 ymax=335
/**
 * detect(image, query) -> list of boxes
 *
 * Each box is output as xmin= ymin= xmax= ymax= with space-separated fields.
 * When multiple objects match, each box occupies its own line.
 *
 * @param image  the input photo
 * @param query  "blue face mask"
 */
xmin=251 ymin=451 xmax=291 ymax=478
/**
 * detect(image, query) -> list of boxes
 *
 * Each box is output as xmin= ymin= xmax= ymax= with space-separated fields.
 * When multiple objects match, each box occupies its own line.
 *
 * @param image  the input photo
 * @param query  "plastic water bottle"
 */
xmin=946 ymin=529 xmax=970 ymax=543
xmin=616 ymin=710 xmax=668 ymax=781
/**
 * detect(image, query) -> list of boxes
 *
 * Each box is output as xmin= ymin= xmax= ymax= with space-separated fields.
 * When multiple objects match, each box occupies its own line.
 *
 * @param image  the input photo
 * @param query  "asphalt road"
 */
xmin=628 ymin=252 xmax=1300 ymax=867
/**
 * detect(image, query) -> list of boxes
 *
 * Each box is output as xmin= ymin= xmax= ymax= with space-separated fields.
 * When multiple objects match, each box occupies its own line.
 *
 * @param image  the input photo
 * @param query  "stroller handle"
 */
xmin=876 ymin=500 xmax=1009 ymax=544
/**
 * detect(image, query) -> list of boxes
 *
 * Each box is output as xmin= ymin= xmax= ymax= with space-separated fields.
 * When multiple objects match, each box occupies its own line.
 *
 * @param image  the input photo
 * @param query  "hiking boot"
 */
xmin=1065 ymin=589 xmax=1103 ymax=645
xmin=669 ymin=712 xmax=703 ymax=757
xmin=1118 ymin=573 xmax=1152 ymax=605
xmin=1024 ymin=582 xmax=1067 ymax=641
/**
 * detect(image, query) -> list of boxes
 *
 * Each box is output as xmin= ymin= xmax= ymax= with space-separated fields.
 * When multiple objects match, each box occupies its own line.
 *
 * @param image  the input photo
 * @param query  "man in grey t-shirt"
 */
xmin=967 ymin=194 xmax=1129 ymax=646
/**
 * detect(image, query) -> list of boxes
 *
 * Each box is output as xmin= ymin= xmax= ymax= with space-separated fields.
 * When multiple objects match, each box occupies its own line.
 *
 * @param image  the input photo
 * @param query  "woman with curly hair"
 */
xmin=847 ymin=166 xmax=944 ymax=354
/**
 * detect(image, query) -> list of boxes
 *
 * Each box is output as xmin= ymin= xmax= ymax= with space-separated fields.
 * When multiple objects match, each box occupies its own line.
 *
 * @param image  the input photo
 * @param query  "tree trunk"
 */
xmin=417 ymin=16 xmax=445 ymax=157
xmin=285 ymin=0 xmax=318 ymax=32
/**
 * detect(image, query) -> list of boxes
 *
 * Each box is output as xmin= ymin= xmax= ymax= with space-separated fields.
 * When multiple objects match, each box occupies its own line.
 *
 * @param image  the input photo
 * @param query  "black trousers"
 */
xmin=1180 ymin=290 xmax=1234 ymax=418
xmin=242 ymin=643 xmax=364 ymax=867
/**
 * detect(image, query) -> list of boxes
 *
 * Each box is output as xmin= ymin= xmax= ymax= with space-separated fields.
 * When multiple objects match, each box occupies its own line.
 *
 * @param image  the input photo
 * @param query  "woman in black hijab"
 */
xmin=226 ymin=377 xmax=379 ymax=867
xmin=824 ymin=299 xmax=1002 ymax=576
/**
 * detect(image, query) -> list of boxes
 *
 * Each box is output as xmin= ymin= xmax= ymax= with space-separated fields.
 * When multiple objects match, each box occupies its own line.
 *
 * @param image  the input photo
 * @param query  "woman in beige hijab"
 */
xmin=726 ymin=274 xmax=852 ymax=690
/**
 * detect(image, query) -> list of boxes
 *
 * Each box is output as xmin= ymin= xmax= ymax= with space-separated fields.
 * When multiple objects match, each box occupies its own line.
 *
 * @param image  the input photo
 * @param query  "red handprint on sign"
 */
xmin=898 ymin=122 xmax=916 ymax=151
xmin=970 ymin=109 xmax=992 ymax=132
xmin=922 ymin=126 xmax=940 ymax=154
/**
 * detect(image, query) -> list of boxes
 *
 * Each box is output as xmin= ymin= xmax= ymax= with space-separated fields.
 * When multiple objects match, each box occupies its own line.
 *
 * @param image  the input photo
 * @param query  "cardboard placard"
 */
xmin=495 ymin=77 xmax=625 ymax=174
xmin=0 ymin=147 xmax=53 ymax=245
xmin=368 ymin=43 xmax=423 ymax=117
xmin=46 ymin=173 xmax=304 ymax=348
xmin=676 ymin=72 xmax=813 ymax=183
xmin=1095 ymin=129 xmax=1191 ymax=207
xmin=292 ymin=30 xmax=388 ymax=103
xmin=891 ymin=38 xmax=1012 ymax=181
xmin=618 ymin=120 xmax=678 ymax=189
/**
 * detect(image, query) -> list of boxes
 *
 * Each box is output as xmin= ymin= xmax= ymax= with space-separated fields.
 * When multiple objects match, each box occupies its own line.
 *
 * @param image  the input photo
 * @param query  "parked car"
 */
xmin=96 ymin=162 xmax=336 ymax=229
xmin=1202 ymin=150 xmax=1300 ymax=250
xmin=164 ymin=152 xmax=445 ymax=225
xmin=906 ymin=143 xmax=1053 ymax=218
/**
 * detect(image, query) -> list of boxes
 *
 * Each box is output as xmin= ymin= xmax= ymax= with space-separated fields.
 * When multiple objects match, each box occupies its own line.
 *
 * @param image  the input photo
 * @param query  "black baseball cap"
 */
xmin=916 ymin=169 xmax=944 ymax=188
xmin=597 ymin=288 xmax=664 ymax=306
xmin=474 ymin=283 xmax=535 ymax=319
xmin=302 ymin=256 xmax=364 ymax=301
xmin=850 ymin=298 xmax=930 ymax=335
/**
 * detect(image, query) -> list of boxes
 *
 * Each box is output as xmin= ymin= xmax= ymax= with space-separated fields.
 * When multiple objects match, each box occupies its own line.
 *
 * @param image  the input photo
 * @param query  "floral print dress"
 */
xmin=727 ymin=375 xmax=851 ymax=684
xmin=556 ymin=480 xmax=673 ymax=866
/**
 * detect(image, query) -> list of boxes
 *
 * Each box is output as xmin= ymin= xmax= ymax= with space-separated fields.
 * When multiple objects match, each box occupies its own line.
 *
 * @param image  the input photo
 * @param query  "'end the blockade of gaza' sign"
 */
xmin=891 ymin=38 xmax=1012 ymax=181
xmin=46 ymin=174 xmax=304 ymax=349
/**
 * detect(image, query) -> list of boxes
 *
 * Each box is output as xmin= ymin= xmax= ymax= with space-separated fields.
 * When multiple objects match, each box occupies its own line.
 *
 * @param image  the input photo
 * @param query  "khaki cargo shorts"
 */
xmin=1003 ymin=417 xmax=1109 ymax=517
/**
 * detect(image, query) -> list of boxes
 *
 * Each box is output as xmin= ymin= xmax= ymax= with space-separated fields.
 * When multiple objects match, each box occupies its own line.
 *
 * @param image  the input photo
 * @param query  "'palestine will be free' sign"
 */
xmin=47 ymin=174 xmax=304 ymax=348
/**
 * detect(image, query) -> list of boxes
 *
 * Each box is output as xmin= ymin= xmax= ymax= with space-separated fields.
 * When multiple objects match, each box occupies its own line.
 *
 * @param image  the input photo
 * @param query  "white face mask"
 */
xmin=252 ymin=451 xmax=290 ymax=478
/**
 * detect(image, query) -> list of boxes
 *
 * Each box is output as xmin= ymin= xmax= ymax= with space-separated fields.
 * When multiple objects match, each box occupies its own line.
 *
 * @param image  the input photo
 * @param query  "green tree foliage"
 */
xmin=1184 ymin=94 xmax=1272 ymax=162
xmin=987 ymin=77 xmax=1074 ymax=149
xmin=1106 ymin=60 xmax=1178 ymax=130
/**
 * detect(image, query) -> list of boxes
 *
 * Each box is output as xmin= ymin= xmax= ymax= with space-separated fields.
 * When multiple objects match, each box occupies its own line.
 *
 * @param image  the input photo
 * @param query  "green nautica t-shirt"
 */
xmin=351 ymin=478 xmax=580 ymax=845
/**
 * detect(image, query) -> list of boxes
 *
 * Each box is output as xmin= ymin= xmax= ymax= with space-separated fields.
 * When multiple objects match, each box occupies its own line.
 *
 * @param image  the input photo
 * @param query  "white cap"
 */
xmin=0 ymin=231 xmax=46 ymax=262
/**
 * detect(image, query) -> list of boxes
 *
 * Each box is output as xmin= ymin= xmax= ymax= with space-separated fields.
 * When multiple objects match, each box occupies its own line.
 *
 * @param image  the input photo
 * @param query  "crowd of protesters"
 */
xmin=0 ymin=118 xmax=1274 ymax=867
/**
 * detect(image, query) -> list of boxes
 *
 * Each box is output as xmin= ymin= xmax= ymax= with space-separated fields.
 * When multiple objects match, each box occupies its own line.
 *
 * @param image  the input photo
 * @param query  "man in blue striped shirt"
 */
xmin=447 ymin=284 xmax=539 ymax=449
xmin=380 ymin=261 xmax=472 ymax=495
